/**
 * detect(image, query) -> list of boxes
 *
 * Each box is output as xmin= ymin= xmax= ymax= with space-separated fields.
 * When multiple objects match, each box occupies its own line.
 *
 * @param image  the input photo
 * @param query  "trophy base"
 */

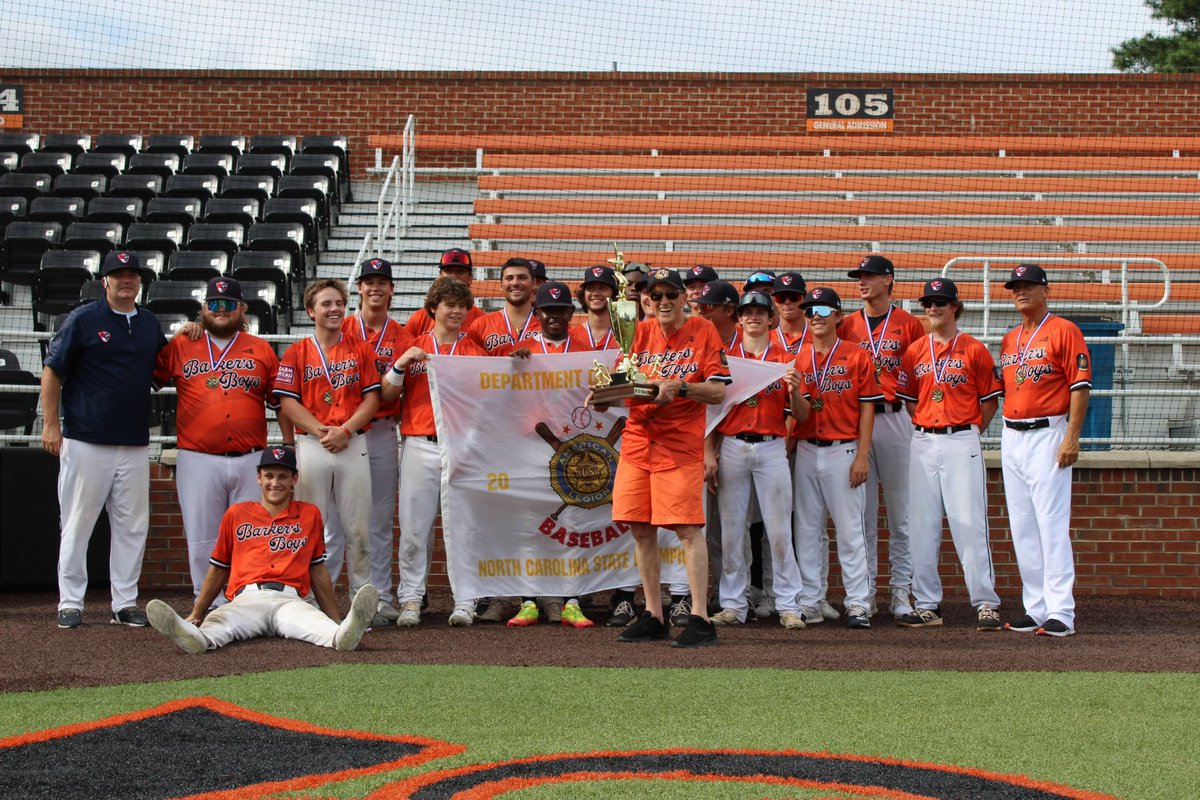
xmin=592 ymin=381 xmax=659 ymax=405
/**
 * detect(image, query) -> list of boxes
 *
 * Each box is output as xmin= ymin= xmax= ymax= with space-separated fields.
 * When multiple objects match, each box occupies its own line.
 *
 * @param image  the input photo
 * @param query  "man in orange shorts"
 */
xmin=595 ymin=268 xmax=731 ymax=648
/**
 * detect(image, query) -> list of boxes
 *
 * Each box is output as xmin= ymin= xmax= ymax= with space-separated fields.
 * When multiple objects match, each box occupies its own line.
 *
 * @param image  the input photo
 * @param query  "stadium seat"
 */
xmin=107 ymin=174 xmax=162 ymax=203
xmin=202 ymin=197 xmax=258 ymax=229
xmin=0 ymin=367 xmax=40 ymax=436
xmin=236 ymin=153 xmax=288 ymax=180
xmin=0 ymin=133 xmax=39 ymax=157
xmin=127 ymin=152 xmax=180 ymax=183
xmin=300 ymin=134 xmax=351 ymax=201
xmin=197 ymin=135 xmax=246 ymax=159
xmin=127 ymin=250 xmax=166 ymax=285
xmin=182 ymin=153 xmax=234 ymax=179
xmin=126 ymin=222 xmax=184 ymax=259
xmin=40 ymin=134 xmax=90 ymax=158
xmin=165 ymin=174 xmax=219 ymax=201
xmin=288 ymin=153 xmax=341 ymax=209
xmin=185 ymin=222 xmax=244 ymax=258
xmin=72 ymin=152 xmax=126 ymax=179
xmin=40 ymin=249 xmax=102 ymax=275
xmin=0 ymin=151 xmax=18 ymax=174
xmin=0 ymin=197 xmax=26 ymax=236
xmin=63 ymin=221 xmax=123 ymax=254
xmin=237 ymin=279 xmax=279 ymax=333
xmin=78 ymin=278 xmax=107 ymax=304
xmin=92 ymin=134 xmax=143 ymax=160
xmin=86 ymin=197 xmax=143 ymax=228
xmin=231 ymin=250 xmax=294 ymax=312
xmin=249 ymin=135 xmax=297 ymax=157
xmin=144 ymin=197 xmax=201 ymax=229
xmin=146 ymin=280 xmax=206 ymax=318
xmin=0 ymin=173 xmax=53 ymax=201
xmin=28 ymin=197 xmax=85 ymax=229
xmin=52 ymin=173 xmax=106 ymax=201
xmin=154 ymin=312 xmax=192 ymax=338
xmin=276 ymin=175 xmax=329 ymax=229
xmin=263 ymin=197 xmax=321 ymax=247
xmin=165 ymin=250 xmax=228 ymax=281
xmin=33 ymin=250 xmax=100 ymax=326
xmin=246 ymin=222 xmax=304 ymax=279
xmin=144 ymin=134 xmax=194 ymax=162
xmin=1 ymin=221 xmax=62 ymax=287
xmin=220 ymin=175 xmax=274 ymax=206
xmin=18 ymin=152 xmax=71 ymax=177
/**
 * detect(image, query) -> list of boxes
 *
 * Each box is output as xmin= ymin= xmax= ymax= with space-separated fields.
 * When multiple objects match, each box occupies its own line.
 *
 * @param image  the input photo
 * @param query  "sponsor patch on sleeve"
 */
xmin=719 ymin=349 xmax=728 ymax=367
xmin=276 ymin=364 xmax=296 ymax=385
xmin=1077 ymin=353 xmax=1089 ymax=371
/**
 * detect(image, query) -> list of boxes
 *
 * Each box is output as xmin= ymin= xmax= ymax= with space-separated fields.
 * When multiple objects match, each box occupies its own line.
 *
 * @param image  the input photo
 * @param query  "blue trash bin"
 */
xmin=1065 ymin=316 xmax=1124 ymax=451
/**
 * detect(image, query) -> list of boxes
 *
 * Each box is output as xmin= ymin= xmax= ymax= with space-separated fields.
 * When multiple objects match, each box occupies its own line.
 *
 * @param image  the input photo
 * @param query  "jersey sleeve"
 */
xmin=261 ymin=342 xmax=282 ymax=410
xmin=306 ymin=504 xmax=327 ymax=565
xmin=895 ymin=341 xmax=919 ymax=403
xmin=42 ymin=306 xmax=83 ymax=375
xmin=209 ymin=508 xmax=236 ymax=569
xmin=273 ymin=341 xmax=304 ymax=402
xmin=1060 ymin=323 xmax=1092 ymax=391
xmin=855 ymin=350 xmax=885 ymax=403
xmin=972 ymin=340 xmax=1004 ymax=402
xmin=151 ymin=337 xmax=178 ymax=390
xmin=700 ymin=323 xmax=732 ymax=384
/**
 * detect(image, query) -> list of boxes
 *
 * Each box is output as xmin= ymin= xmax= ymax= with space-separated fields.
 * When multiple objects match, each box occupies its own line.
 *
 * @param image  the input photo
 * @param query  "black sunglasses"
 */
xmin=919 ymin=298 xmax=952 ymax=308
xmin=649 ymin=290 xmax=681 ymax=301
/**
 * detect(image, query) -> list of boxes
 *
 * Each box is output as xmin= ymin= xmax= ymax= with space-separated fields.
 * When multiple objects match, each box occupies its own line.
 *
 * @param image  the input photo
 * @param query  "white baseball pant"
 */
xmin=865 ymin=406 xmax=914 ymax=599
xmin=908 ymin=427 xmax=1000 ymax=610
xmin=175 ymin=449 xmax=261 ymax=600
xmin=57 ymin=439 xmax=150 ymax=612
xmin=396 ymin=435 xmax=442 ymax=605
xmin=326 ymin=420 xmax=399 ymax=599
xmin=792 ymin=440 xmax=872 ymax=610
xmin=295 ymin=433 xmax=372 ymax=593
xmin=195 ymin=584 xmax=340 ymax=648
xmin=1001 ymin=415 xmax=1076 ymax=627
xmin=717 ymin=436 xmax=801 ymax=620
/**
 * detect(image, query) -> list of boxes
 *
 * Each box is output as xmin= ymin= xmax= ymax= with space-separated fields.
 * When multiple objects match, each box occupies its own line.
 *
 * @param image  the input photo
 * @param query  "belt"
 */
xmin=805 ymin=438 xmax=856 ymax=447
xmin=874 ymin=401 xmax=903 ymax=413
xmin=733 ymin=433 xmax=777 ymax=443
xmin=424 ymin=435 xmax=438 ymax=443
xmin=914 ymin=424 xmax=973 ymax=435
xmin=184 ymin=447 xmax=263 ymax=458
xmin=1004 ymin=418 xmax=1050 ymax=431
xmin=234 ymin=581 xmax=287 ymax=596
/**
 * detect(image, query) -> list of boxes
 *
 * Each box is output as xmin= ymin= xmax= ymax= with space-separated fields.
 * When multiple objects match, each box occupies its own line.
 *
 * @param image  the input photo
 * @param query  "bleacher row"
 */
xmin=0 ymin=132 xmax=352 ymax=336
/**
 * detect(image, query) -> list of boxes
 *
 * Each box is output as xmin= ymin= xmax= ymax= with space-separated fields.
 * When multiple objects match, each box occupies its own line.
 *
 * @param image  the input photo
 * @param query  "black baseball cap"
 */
xmin=206 ymin=276 xmax=244 ymax=302
xmin=623 ymin=262 xmax=649 ymax=288
xmin=800 ymin=287 xmax=843 ymax=310
xmin=920 ymin=278 xmax=959 ymax=303
xmin=743 ymin=270 xmax=776 ymax=291
xmin=101 ymin=250 xmax=140 ymax=277
xmin=580 ymin=264 xmax=618 ymax=290
xmin=694 ymin=280 xmax=739 ymax=306
xmin=737 ymin=291 xmax=775 ymax=314
xmin=1003 ymin=263 xmax=1049 ymax=288
xmin=439 ymin=247 xmax=473 ymax=269
xmin=685 ymin=264 xmax=720 ymax=284
xmin=258 ymin=445 xmax=298 ymax=473
xmin=644 ymin=268 xmax=685 ymax=292
xmin=527 ymin=258 xmax=547 ymax=280
xmin=357 ymin=257 xmax=393 ymax=281
xmin=848 ymin=255 xmax=895 ymax=278
xmin=774 ymin=271 xmax=807 ymax=296
xmin=535 ymin=281 xmax=575 ymax=309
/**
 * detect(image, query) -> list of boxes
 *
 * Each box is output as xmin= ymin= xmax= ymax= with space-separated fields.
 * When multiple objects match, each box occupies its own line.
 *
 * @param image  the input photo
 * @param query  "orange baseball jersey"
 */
xmin=896 ymin=332 xmax=1003 ymax=428
xmin=620 ymin=316 xmax=732 ymax=470
xmin=466 ymin=308 xmax=542 ymax=354
xmin=580 ymin=322 xmax=619 ymax=351
xmin=792 ymin=339 xmax=884 ymax=441
xmin=399 ymin=332 xmax=487 ymax=436
xmin=717 ymin=342 xmax=794 ymax=438
xmin=153 ymin=332 xmax=280 ymax=453
xmin=838 ymin=305 xmax=926 ymax=402
xmin=999 ymin=314 xmax=1092 ymax=420
xmin=210 ymin=498 xmax=326 ymax=600
xmin=341 ymin=314 xmax=413 ymax=420
xmin=774 ymin=323 xmax=810 ymax=354
xmin=493 ymin=327 xmax=592 ymax=356
xmin=273 ymin=335 xmax=381 ymax=428
xmin=404 ymin=304 xmax=484 ymax=337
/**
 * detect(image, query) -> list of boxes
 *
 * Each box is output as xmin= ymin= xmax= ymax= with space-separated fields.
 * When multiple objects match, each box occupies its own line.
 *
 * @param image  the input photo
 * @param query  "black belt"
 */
xmin=1005 ymin=418 xmax=1050 ymax=431
xmin=914 ymin=424 xmax=973 ymax=435
xmin=805 ymin=438 xmax=856 ymax=447
xmin=733 ymin=433 xmax=777 ymax=443
xmin=184 ymin=447 xmax=262 ymax=458
xmin=234 ymin=582 xmax=287 ymax=596
xmin=874 ymin=401 xmax=903 ymax=413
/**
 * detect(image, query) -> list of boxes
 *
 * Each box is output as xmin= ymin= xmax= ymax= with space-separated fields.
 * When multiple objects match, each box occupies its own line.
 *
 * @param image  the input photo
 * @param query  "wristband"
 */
xmin=340 ymin=425 xmax=352 ymax=438
xmin=384 ymin=366 xmax=405 ymax=386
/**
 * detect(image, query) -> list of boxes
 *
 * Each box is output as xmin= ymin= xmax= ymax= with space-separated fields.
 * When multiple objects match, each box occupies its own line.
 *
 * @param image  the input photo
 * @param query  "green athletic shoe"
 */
xmin=507 ymin=601 xmax=539 ymax=627
xmin=560 ymin=602 xmax=594 ymax=628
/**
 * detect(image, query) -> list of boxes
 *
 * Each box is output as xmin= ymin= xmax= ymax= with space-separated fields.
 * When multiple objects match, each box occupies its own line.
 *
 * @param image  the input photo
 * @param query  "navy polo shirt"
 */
xmin=43 ymin=299 xmax=167 ymax=446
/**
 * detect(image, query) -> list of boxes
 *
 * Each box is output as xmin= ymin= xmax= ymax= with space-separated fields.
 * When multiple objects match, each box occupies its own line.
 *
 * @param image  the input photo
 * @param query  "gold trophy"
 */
xmin=589 ymin=244 xmax=659 ymax=403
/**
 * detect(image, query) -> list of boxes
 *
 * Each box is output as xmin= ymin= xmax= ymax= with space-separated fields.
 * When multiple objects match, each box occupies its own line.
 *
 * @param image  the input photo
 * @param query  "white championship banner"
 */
xmin=428 ymin=352 xmax=790 ymax=599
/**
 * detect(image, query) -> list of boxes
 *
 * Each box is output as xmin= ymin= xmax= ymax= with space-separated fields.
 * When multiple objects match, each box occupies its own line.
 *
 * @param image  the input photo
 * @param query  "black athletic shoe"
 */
xmin=1036 ymin=618 xmax=1076 ymax=638
xmin=846 ymin=606 xmax=871 ymax=629
xmin=1004 ymin=614 xmax=1039 ymax=633
xmin=671 ymin=615 xmax=719 ymax=648
xmin=668 ymin=596 xmax=692 ymax=628
xmin=57 ymin=608 xmax=82 ymax=629
xmin=617 ymin=611 xmax=669 ymax=643
xmin=607 ymin=599 xmax=636 ymax=627
xmin=896 ymin=607 xmax=943 ymax=628
xmin=111 ymin=606 xmax=149 ymax=627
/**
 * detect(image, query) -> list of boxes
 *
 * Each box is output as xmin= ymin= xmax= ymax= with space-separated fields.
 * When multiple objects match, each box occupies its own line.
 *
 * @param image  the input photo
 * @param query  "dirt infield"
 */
xmin=3 ymin=591 xmax=1197 ymax=693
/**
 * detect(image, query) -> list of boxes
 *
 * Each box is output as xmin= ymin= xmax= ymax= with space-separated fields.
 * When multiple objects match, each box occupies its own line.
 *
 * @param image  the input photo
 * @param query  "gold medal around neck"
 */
xmin=874 ymin=359 xmax=883 ymax=377
xmin=745 ymin=396 xmax=759 ymax=408
xmin=206 ymin=376 xmax=219 ymax=389
xmin=810 ymin=397 xmax=824 ymax=411
xmin=1014 ymin=366 xmax=1026 ymax=386
xmin=323 ymin=391 xmax=334 ymax=405
xmin=932 ymin=388 xmax=944 ymax=403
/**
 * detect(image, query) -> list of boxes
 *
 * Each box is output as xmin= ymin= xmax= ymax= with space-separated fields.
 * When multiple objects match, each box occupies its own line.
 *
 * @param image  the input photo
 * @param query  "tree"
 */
xmin=1113 ymin=0 xmax=1200 ymax=72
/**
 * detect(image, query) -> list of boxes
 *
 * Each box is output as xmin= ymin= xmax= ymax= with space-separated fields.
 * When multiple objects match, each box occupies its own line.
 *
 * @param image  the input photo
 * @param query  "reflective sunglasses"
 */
xmin=207 ymin=299 xmax=239 ymax=312
xmin=803 ymin=305 xmax=837 ymax=318
xmin=649 ymin=290 xmax=681 ymax=301
xmin=919 ymin=298 xmax=951 ymax=309
xmin=747 ymin=272 xmax=775 ymax=284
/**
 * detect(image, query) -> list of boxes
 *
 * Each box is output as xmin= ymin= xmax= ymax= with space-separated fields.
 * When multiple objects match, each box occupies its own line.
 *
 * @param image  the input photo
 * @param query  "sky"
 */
xmin=0 ymin=0 xmax=1172 ymax=72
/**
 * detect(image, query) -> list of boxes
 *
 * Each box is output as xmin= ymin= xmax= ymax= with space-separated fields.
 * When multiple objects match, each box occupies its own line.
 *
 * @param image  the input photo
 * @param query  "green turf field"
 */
xmin=3 ymin=665 xmax=1197 ymax=799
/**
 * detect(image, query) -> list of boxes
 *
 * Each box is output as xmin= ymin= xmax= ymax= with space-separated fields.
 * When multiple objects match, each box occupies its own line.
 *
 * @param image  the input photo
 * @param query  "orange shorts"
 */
xmin=611 ymin=458 xmax=705 ymax=528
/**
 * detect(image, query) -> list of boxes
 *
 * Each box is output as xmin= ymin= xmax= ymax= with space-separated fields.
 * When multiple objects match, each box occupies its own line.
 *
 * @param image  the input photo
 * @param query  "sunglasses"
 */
xmin=919 ymin=298 xmax=952 ymax=308
xmin=747 ymin=272 xmax=774 ymax=283
xmin=649 ymin=290 xmax=681 ymax=302
xmin=804 ymin=305 xmax=837 ymax=319
xmin=773 ymin=293 xmax=802 ymax=303
xmin=207 ymin=299 xmax=239 ymax=312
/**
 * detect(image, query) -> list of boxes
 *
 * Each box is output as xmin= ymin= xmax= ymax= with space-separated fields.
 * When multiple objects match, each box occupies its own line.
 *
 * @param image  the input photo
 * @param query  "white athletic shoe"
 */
xmin=890 ymin=591 xmax=914 ymax=619
xmin=818 ymin=600 xmax=840 ymax=621
xmin=710 ymin=608 xmax=742 ymax=626
xmin=335 ymin=584 xmax=379 ymax=652
xmin=146 ymin=599 xmax=208 ymax=655
xmin=448 ymin=603 xmax=475 ymax=626
xmin=799 ymin=605 xmax=825 ymax=625
xmin=779 ymin=611 xmax=807 ymax=630
xmin=396 ymin=600 xmax=422 ymax=628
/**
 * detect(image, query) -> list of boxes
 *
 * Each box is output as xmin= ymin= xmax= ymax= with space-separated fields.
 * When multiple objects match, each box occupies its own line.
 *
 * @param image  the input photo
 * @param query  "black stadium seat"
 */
xmin=0 ymin=173 xmax=53 ymax=201
xmin=246 ymin=222 xmax=304 ymax=278
xmin=127 ymin=250 xmax=166 ymax=284
xmin=276 ymin=175 xmax=329 ymax=229
xmin=146 ymin=279 xmax=206 ymax=318
xmin=86 ymin=197 xmax=143 ymax=228
xmin=249 ymin=135 xmax=297 ymax=157
xmin=202 ymin=197 xmax=258 ymax=229
xmin=0 ymin=197 xmax=26 ymax=236
xmin=63 ymin=221 xmax=123 ymax=255
xmin=144 ymin=134 xmax=194 ymax=162
xmin=182 ymin=153 xmax=234 ymax=179
xmin=231 ymin=249 xmax=294 ymax=312
xmin=126 ymin=222 xmax=184 ymax=259
xmin=197 ymin=135 xmax=246 ymax=159
xmin=0 ymin=366 xmax=40 ymax=436
xmin=1 ymin=221 xmax=62 ymax=286
xmin=53 ymin=173 xmax=106 ymax=201
xmin=33 ymin=250 xmax=99 ymax=325
xmin=108 ymin=174 xmax=162 ymax=203
xmin=155 ymin=312 xmax=192 ymax=337
xmin=72 ymin=152 xmax=126 ymax=179
xmin=238 ymin=279 xmax=279 ymax=333
xmin=236 ymin=153 xmax=288 ymax=179
xmin=28 ymin=196 xmax=85 ymax=229
xmin=127 ymin=152 xmax=179 ymax=183
xmin=40 ymin=134 xmax=90 ymax=158
xmin=220 ymin=175 xmax=274 ymax=206
xmin=92 ymin=134 xmax=143 ymax=160
xmin=263 ymin=197 xmax=321 ymax=247
xmin=165 ymin=250 xmax=227 ymax=281
xmin=0 ymin=133 xmax=39 ymax=157
xmin=0 ymin=151 xmax=18 ymax=174
xmin=79 ymin=278 xmax=108 ymax=304
xmin=185 ymin=222 xmax=244 ymax=257
xmin=301 ymin=134 xmax=351 ymax=201
xmin=19 ymin=152 xmax=71 ymax=177
xmin=289 ymin=153 xmax=341 ymax=209
xmin=145 ymin=197 xmax=201 ymax=229
xmin=165 ymin=174 xmax=219 ymax=201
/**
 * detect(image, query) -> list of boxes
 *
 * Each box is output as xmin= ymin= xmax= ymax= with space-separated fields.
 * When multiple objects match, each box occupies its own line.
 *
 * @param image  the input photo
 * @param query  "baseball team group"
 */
xmin=39 ymin=244 xmax=1091 ymax=652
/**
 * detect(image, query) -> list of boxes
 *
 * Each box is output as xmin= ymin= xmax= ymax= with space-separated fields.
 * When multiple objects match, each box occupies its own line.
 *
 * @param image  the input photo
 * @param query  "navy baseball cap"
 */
xmin=800 ymin=287 xmax=843 ymax=310
xmin=581 ymin=264 xmax=618 ymax=290
xmin=258 ymin=445 xmax=298 ymax=473
xmin=774 ymin=271 xmax=807 ymax=296
xmin=101 ymin=250 xmax=140 ymax=277
xmin=357 ymin=257 xmax=393 ymax=281
xmin=1004 ymin=263 xmax=1049 ymax=288
xmin=737 ymin=291 xmax=775 ymax=314
xmin=206 ymin=276 xmax=244 ymax=302
xmin=645 ymin=268 xmax=685 ymax=292
xmin=694 ymin=280 xmax=739 ymax=306
xmin=527 ymin=259 xmax=548 ymax=280
xmin=685 ymin=264 xmax=720 ymax=284
xmin=920 ymin=278 xmax=959 ymax=303
xmin=848 ymin=255 xmax=895 ymax=278
xmin=439 ymin=248 xmax=473 ymax=269
xmin=535 ymin=281 xmax=575 ymax=309
xmin=743 ymin=270 xmax=776 ymax=291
